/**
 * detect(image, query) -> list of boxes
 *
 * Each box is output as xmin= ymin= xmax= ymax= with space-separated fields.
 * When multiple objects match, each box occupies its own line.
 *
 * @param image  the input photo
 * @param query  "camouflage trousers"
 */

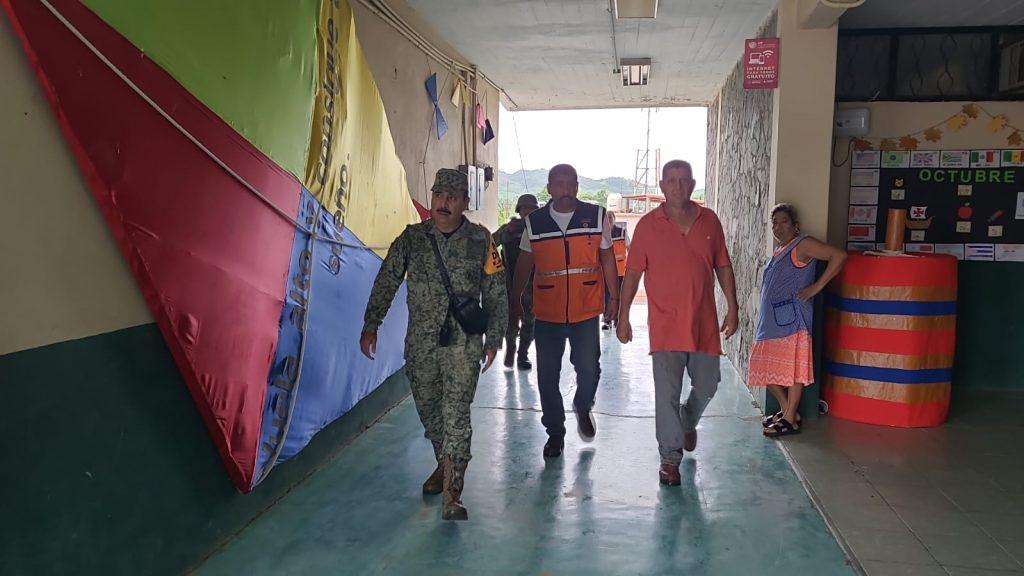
xmin=506 ymin=287 xmax=534 ymax=353
xmin=406 ymin=333 xmax=483 ymax=462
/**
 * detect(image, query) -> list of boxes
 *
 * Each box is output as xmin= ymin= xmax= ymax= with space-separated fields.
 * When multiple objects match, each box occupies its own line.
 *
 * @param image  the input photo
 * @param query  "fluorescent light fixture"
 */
xmin=620 ymin=58 xmax=651 ymax=86
xmin=614 ymin=0 xmax=658 ymax=18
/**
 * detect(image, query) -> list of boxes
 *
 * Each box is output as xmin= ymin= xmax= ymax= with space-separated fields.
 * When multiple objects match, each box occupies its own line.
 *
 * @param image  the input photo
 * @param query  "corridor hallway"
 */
xmin=196 ymin=308 xmax=854 ymax=575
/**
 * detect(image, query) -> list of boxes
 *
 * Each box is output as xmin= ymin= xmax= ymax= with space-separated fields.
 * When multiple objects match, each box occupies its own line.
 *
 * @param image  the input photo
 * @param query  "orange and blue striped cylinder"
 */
xmin=822 ymin=252 xmax=958 ymax=427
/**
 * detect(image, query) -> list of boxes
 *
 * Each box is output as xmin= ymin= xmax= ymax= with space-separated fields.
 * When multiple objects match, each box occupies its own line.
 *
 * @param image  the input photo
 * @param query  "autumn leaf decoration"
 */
xmin=899 ymin=136 xmax=919 ymax=150
xmin=946 ymin=114 xmax=969 ymax=131
xmin=961 ymin=103 xmax=979 ymax=119
xmin=879 ymin=138 xmax=899 ymax=151
xmin=923 ymin=127 xmax=943 ymax=142
xmin=989 ymin=114 xmax=1008 ymax=133
xmin=1009 ymin=131 xmax=1023 ymax=147
xmin=852 ymin=138 xmax=873 ymax=151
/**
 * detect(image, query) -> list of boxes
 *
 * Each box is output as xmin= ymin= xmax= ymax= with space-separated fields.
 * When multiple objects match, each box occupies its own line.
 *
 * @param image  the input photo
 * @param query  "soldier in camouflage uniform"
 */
xmin=361 ymin=167 xmax=508 ymax=521
xmin=492 ymin=194 xmax=538 ymax=370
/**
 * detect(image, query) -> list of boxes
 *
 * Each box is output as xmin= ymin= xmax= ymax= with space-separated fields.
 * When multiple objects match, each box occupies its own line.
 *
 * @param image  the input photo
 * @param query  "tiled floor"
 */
xmin=195 ymin=309 xmax=855 ymax=575
xmin=781 ymin=389 xmax=1024 ymax=576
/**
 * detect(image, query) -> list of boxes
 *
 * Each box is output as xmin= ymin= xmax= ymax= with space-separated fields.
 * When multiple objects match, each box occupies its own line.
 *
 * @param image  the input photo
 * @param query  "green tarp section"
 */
xmin=80 ymin=0 xmax=318 ymax=178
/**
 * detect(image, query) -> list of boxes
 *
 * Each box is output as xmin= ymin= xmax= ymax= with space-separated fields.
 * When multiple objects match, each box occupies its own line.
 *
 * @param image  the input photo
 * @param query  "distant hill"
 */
xmin=496 ymin=169 xmax=703 ymax=212
xmin=497 ymin=169 xmax=634 ymax=205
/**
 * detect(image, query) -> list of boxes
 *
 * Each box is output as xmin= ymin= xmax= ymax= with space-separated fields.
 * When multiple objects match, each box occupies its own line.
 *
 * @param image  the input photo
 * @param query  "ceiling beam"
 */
xmin=799 ymin=0 xmax=866 ymax=29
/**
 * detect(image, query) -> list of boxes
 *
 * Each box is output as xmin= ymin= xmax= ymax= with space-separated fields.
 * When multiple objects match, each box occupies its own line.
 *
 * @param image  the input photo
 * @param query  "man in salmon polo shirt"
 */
xmin=616 ymin=159 xmax=739 ymax=486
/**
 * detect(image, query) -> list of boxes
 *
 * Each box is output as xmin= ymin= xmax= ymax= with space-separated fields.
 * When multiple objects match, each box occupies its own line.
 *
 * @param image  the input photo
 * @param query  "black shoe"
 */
xmin=543 ymin=437 xmax=563 ymax=458
xmin=503 ymin=346 xmax=515 ymax=368
xmin=601 ymin=322 xmax=611 ymax=331
xmin=577 ymin=408 xmax=596 ymax=442
xmin=517 ymin=356 xmax=532 ymax=370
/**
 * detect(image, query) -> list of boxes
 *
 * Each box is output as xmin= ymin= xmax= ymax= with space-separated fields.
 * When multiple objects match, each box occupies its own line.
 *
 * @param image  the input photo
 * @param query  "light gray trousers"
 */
xmin=652 ymin=351 xmax=721 ymax=465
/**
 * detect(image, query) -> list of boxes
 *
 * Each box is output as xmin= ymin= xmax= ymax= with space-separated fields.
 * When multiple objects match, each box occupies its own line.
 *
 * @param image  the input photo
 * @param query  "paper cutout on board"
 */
xmin=847 ymin=242 xmax=875 ymax=252
xmin=970 ymin=150 xmax=1000 ymax=168
xmin=910 ymin=230 xmax=925 ymax=241
xmin=935 ymin=244 xmax=966 ymax=260
xmin=425 ymin=73 xmax=448 ymax=140
xmin=1017 ymin=192 xmax=1024 ymax=220
xmin=957 ymin=221 xmax=972 ymax=233
xmin=850 ymin=187 xmax=879 ymax=205
xmin=988 ymin=210 xmax=1005 ymax=223
xmin=892 ymin=189 xmax=906 ymax=200
xmin=958 ymin=204 xmax=973 ymax=220
xmin=940 ymin=150 xmax=970 ymax=168
xmin=848 ymin=205 xmax=878 ymax=224
xmin=1002 ymin=150 xmax=1024 ymax=167
xmin=966 ymin=244 xmax=995 ymax=261
xmin=909 ymin=206 xmax=927 ymax=220
xmin=851 ymin=169 xmax=879 ymax=187
xmin=996 ymin=244 xmax=1024 ymax=262
xmin=989 ymin=225 xmax=1004 ymax=238
xmin=957 ymin=185 xmax=973 ymax=196
xmin=894 ymin=177 xmax=905 ymax=188
xmin=906 ymin=217 xmax=933 ymax=231
xmin=852 ymin=150 xmax=880 ymax=168
xmin=881 ymin=151 xmax=910 ymax=168
xmin=906 ymin=243 xmax=934 ymax=253
xmin=910 ymin=151 xmax=940 ymax=168
xmin=848 ymin=225 xmax=875 ymax=241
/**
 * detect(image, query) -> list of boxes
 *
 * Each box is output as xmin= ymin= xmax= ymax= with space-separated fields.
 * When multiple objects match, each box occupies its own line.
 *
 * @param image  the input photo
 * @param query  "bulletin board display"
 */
xmin=847 ymin=149 xmax=1024 ymax=262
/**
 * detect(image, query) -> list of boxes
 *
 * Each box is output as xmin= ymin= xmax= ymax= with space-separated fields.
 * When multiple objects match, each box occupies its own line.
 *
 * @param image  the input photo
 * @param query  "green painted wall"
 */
xmin=0 ymin=324 xmax=409 ymax=576
xmin=953 ymin=262 xmax=1024 ymax=389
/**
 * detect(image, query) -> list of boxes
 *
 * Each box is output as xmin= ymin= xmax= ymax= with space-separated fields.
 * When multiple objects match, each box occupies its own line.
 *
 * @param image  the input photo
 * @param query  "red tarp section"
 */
xmin=3 ymin=0 xmax=302 ymax=490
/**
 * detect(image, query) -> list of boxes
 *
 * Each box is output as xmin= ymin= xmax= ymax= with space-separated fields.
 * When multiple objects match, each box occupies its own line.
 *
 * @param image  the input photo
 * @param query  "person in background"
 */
xmin=751 ymin=203 xmax=847 ymax=438
xmin=616 ymin=159 xmax=738 ymax=486
xmin=603 ymin=210 xmax=630 ymax=330
xmin=361 ymin=168 xmax=507 ymax=520
xmin=493 ymin=194 xmax=540 ymax=369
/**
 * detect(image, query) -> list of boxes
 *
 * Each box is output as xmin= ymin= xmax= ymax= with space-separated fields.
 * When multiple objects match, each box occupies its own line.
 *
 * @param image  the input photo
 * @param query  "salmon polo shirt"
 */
xmin=625 ymin=205 xmax=733 ymax=355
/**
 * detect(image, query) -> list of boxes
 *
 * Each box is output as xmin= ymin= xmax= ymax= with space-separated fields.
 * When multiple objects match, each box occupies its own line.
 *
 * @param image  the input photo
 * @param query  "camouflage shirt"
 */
xmin=492 ymin=217 xmax=527 ymax=272
xmin=363 ymin=218 xmax=508 ymax=350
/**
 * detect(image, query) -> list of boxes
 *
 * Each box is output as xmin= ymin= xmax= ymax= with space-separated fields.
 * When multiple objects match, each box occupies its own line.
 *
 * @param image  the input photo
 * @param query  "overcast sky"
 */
xmin=498 ymin=105 xmax=708 ymax=189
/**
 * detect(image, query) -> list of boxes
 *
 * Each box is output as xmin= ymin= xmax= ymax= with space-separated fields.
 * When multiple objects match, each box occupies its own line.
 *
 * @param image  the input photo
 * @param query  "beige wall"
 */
xmin=828 ymin=101 xmax=1024 ymax=246
xmin=0 ymin=17 xmax=152 ymax=356
xmin=0 ymin=4 xmax=500 ymax=356
xmin=769 ymin=0 xmax=838 ymax=246
xmin=352 ymin=0 xmax=500 ymax=231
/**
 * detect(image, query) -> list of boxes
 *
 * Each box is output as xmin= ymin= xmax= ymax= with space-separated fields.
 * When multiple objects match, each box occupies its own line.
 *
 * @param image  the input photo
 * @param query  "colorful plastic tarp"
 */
xmin=2 ymin=0 xmax=419 ymax=491
xmin=823 ymin=252 xmax=958 ymax=428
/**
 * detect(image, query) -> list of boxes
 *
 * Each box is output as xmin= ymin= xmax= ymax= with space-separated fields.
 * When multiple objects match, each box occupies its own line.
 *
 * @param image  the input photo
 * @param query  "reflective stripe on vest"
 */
xmin=612 ymin=237 xmax=627 ymax=276
xmin=527 ymin=202 xmax=605 ymax=323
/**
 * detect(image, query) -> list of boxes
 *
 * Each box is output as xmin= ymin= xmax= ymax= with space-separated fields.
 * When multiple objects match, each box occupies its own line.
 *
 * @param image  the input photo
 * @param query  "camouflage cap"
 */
xmin=431 ymin=168 xmax=469 ymax=197
xmin=515 ymin=193 xmax=539 ymax=211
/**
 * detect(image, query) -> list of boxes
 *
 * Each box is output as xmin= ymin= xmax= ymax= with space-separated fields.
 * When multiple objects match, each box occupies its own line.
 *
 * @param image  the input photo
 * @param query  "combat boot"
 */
xmin=503 ymin=343 xmax=516 ymax=368
xmin=422 ymin=441 xmax=444 ymax=495
xmin=442 ymin=456 xmax=468 ymax=521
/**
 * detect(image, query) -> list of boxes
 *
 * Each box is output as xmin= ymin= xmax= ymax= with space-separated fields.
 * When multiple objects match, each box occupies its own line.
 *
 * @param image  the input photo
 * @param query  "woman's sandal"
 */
xmin=764 ymin=417 xmax=801 ymax=438
xmin=762 ymin=411 xmax=802 ymax=428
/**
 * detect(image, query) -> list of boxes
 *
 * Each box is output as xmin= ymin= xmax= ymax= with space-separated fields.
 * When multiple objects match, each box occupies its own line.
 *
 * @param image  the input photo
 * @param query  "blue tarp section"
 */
xmin=254 ymin=189 xmax=409 ymax=486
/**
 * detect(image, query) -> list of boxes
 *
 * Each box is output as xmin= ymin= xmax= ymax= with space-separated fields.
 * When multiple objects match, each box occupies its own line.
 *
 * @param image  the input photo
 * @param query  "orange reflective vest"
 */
xmin=611 ymin=224 xmax=628 ymax=277
xmin=526 ymin=202 xmax=606 ymax=323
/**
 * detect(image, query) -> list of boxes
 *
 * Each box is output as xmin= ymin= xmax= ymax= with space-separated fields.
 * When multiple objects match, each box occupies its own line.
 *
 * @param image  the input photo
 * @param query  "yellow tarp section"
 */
xmin=306 ymin=0 xmax=420 ymax=254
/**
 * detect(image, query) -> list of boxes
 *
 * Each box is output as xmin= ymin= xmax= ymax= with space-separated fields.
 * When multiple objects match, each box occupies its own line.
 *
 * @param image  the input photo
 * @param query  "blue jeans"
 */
xmin=534 ymin=317 xmax=601 ymax=440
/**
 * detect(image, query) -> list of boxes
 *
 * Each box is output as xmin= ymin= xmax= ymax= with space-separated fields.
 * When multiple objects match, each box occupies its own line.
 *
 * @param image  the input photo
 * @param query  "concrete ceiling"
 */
xmin=403 ymin=0 xmax=777 ymax=110
xmin=840 ymin=0 xmax=1024 ymax=29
